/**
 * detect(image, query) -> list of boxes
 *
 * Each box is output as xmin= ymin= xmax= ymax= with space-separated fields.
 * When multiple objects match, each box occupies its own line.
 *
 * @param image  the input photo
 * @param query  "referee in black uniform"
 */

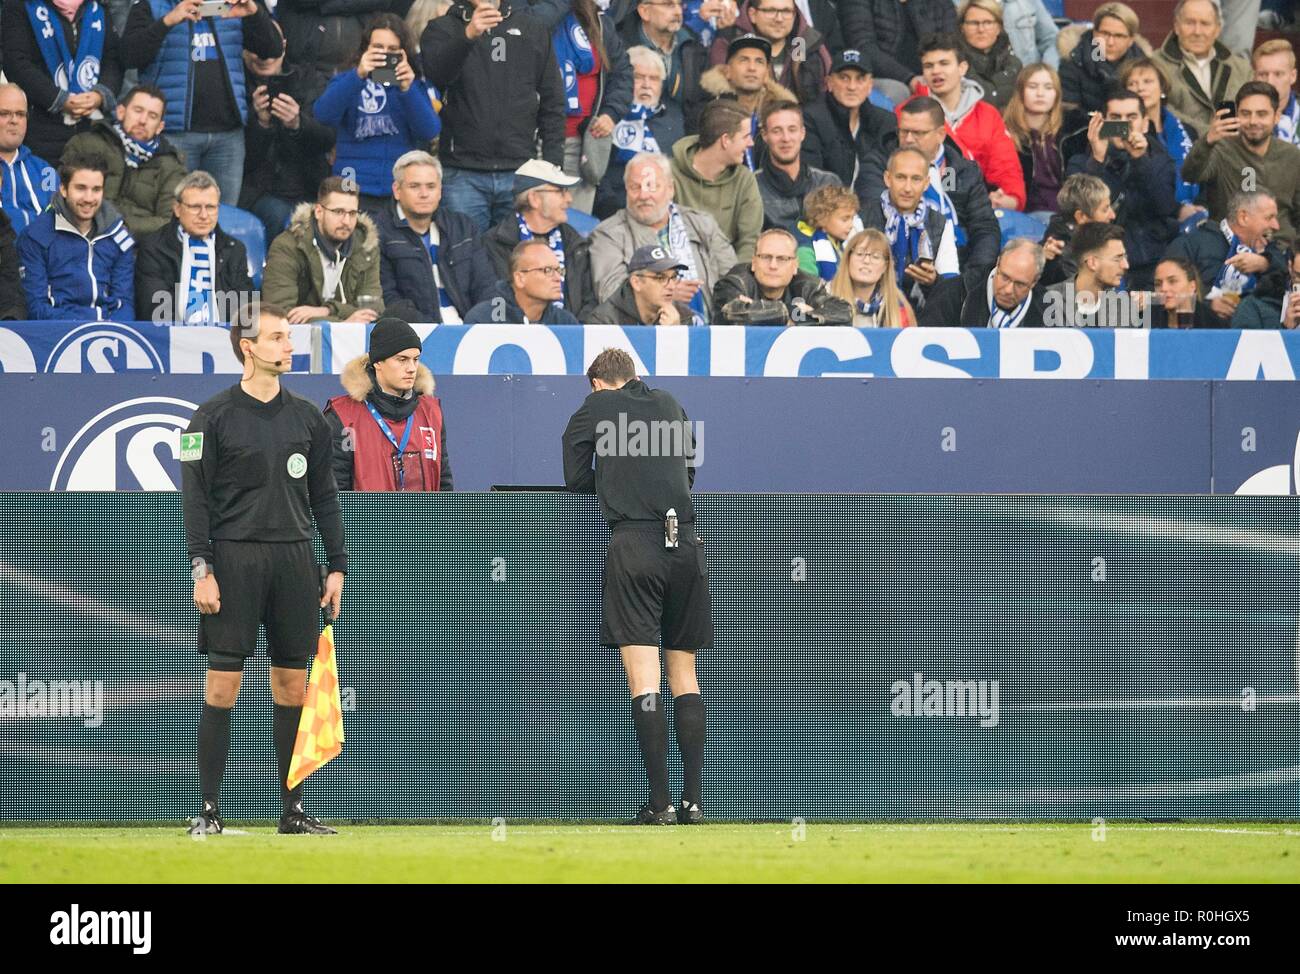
xmin=563 ymin=348 xmax=711 ymax=825
xmin=181 ymin=302 xmax=348 ymax=836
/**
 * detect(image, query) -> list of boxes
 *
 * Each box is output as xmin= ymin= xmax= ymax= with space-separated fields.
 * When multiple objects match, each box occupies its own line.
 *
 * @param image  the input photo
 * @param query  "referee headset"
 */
xmin=238 ymin=315 xmax=287 ymax=373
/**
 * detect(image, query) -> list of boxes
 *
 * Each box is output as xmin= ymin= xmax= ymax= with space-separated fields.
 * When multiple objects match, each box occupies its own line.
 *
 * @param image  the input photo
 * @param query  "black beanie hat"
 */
xmin=367 ymin=317 xmax=422 ymax=364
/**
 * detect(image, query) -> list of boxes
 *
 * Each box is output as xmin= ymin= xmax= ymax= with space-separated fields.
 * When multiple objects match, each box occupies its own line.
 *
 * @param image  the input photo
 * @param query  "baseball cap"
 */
xmin=628 ymin=245 xmax=688 ymax=275
xmin=726 ymin=33 xmax=772 ymax=61
xmin=830 ymin=49 xmax=872 ymax=75
xmin=512 ymin=159 xmax=581 ymax=195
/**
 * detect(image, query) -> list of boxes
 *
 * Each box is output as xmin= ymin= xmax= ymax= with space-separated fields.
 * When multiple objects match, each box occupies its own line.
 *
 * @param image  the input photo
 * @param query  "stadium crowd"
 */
xmin=0 ymin=0 xmax=1298 ymax=328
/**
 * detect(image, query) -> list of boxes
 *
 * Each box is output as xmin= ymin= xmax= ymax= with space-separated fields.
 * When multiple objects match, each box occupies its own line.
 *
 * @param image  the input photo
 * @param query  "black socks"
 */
xmin=631 ymin=693 xmax=671 ymax=810
xmin=273 ymin=703 xmax=304 ymax=814
xmin=198 ymin=702 xmax=232 ymax=806
xmin=673 ymin=693 xmax=706 ymax=807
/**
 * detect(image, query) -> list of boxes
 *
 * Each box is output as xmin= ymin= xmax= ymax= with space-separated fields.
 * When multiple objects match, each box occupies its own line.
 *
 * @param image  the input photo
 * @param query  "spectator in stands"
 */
xmin=262 ymin=175 xmax=383 ymax=323
xmin=593 ymin=46 xmax=685 ymax=220
xmin=588 ymin=244 xmax=697 ymax=324
xmin=671 ymin=99 xmax=764 ymax=260
xmin=1060 ymin=2 xmax=1148 ymax=130
xmin=0 ymin=211 xmax=25 ymax=320
xmin=911 ymin=32 xmax=1027 ymax=210
xmin=1154 ymin=0 xmax=1252 ymax=134
xmin=1000 ymin=0 xmax=1061 ymax=70
xmin=1004 ymin=64 xmax=1066 ymax=222
xmin=133 ymin=170 xmax=251 ymax=323
xmin=463 ymin=238 xmax=582 ymax=324
xmin=755 ymin=101 xmax=840 ymax=233
xmin=1182 ymin=80 xmax=1300 ymax=247
xmin=590 ymin=152 xmax=737 ymax=322
xmin=374 ymin=150 xmax=494 ymax=325
xmin=1 ymin=0 xmax=123 ymax=163
xmin=241 ymin=16 xmax=334 ymax=240
xmin=827 ymin=227 xmax=917 ymax=326
xmin=795 ymin=183 xmax=859 ymax=280
xmin=1039 ymin=172 xmax=1115 ymax=286
xmin=277 ymin=0 xmax=386 ymax=91
xmin=622 ymin=0 xmax=707 ymax=114
xmin=1150 ymin=255 xmax=1219 ymax=327
xmin=1251 ymin=39 xmax=1300 ymax=148
xmin=839 ymin=0 xmax=958 ymax=106
xmin=17 ymin=152 xmax=134 ymax=321
xmin=422 ymin=0 xmax=566 ymax=232
xmin=1232 ymin=246 xmax=1300 ymax=328
xmin=712 ymin=226 xmax=853 ymax=324
xmin=860 ymin=98 xmax=1002 ymax=296
xmin=708 ymin=1 xmax=830 ymax=106
xmin=549 ymin=0 xmax=632 ymax=214
xmin=1041 ymin=221 xmax=1139 ymax=326
xmin=802 ymin=49 xmax=898 ymax=193
xmin=1064 ymin=88 xmax=1178 ymax=288
xmin=1120 ymin=57 xmax=1203 ymax=220
xmin=860 ymin=146 xmax=962 ymax=310
xmin=482 ymin=160 xmax=597 ymax=320
xmin=692 ymin=34 xmax=785 ymax=167
xmin=62 ymin=85 xmax=184 ymax=239
xmin=324 ymin=317 xmax=454 ymax=492
xmin=0 ymin=84 xmax=56 ymax=233
xmin=314 ymin=15 xmax=440 ymax=216
xmin=957 ymin=0 xmax=1022 ymax=110
xmin=122 ymin=0 xmax=283 ymax=207
xmin=952 ymin=237 xmax=1047 ymax=326
xmin=1165 ymin=188 xmax=1286 ymax=323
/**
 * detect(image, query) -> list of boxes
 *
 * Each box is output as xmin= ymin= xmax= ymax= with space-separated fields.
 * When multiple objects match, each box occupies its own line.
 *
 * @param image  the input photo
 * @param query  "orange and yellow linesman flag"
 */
xmin=287 ymin=624 xmax=344 ymax=789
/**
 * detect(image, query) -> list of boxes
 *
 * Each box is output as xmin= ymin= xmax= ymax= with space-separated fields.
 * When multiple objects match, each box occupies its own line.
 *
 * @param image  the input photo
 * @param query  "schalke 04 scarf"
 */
xmin=25 ymin=0 xmax=104 ymax=96
xmin=113 ymin=120 xmax=159 ymax=169
xmin=553 ymin=14 xmax=595 ymax=117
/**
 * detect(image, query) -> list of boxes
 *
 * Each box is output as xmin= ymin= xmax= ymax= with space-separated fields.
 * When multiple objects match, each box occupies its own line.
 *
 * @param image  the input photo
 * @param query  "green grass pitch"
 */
xmin=2 ymin=822 xmax=1299 ymax=883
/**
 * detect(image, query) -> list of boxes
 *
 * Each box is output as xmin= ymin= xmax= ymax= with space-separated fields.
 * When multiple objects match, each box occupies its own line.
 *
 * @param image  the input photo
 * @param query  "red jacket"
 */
xmin=905 ymin=86 xmax=1027 ymax=210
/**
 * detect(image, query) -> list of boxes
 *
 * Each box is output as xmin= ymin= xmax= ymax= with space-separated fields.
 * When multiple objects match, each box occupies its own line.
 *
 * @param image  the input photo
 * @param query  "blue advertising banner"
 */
xmin=1 ymin=321 xmax=1298 ymax=379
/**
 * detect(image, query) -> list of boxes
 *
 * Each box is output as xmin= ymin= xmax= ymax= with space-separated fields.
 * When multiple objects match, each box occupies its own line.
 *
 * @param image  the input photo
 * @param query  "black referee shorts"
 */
xmin=198 ymin=540 xmax=319 ymax=671
xmin=601 ymin=525 xmax=713 ymax=651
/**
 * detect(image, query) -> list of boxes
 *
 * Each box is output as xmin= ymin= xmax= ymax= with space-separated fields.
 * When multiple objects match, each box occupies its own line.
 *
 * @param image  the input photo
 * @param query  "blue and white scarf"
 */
xmin=810 ymin=226 xmax=840 ymax=282
xmin=659 ymin=202 xmax=706 ymax=325
xmin=178 ymin=226 xmax=215 ymax=325
xmin=880 ymin=192 xmax=933 ymax=289
xmin=855 ymin=291 xmax=882 ymax=322
xmin=1212 ymin=218 xmax=1258 ymax=296
xmin=25 ymin=1 xmax=105 ymax=96
xmin=925 ymin=149 xmax=965 ymax=248
xmin=517 ymin=211 xmax=567 ymax=309
xmin=553 ymin=14 xmax=595 ymax=117
xmin=612 ymin=103 xmax=662 ymax=164
xmin=1277 ymin=92 xmax=1300 ymax=147
xmin=986 ymin=269 xmax=1033 ymax=328
xmin=425 ymin=227 xmax=462 ymax=325
xmin=112 ymin=120 xmax=158 ymax=169
xmin=1161 ymin=107 xmax=1198 ymax=206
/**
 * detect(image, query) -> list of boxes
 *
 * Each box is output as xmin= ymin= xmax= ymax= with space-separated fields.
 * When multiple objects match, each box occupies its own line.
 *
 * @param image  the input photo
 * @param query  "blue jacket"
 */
xmin=463 ymin=280 xmax=580 ymax=325
xmin=314 ymin=70 xmax=442 ymax=197
xmin=16 ymin=197 xmax=135 ymax=321
xmin=373 ymin=203 xmax=495 ymax=323
xmin=1 ymin=145 xmax=56 ymax=233
xmin=141 ymin=0 xmax=249 ymax=131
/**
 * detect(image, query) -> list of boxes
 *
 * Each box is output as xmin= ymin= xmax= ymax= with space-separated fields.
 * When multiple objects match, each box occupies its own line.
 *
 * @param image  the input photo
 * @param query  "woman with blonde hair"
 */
xmin=830 ymin=229 xmax=917 ymax=327
xmin=1004 ymin=64 xmax=1065 ymax=222
xmin=958 ymin=0 xmax=1023 ymax=109
xmin=1059 ymin=2 xmax=1149 ymax=128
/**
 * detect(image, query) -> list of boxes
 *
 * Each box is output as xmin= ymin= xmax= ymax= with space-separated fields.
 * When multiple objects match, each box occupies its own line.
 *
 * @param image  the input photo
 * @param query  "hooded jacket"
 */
xmin=1154 ymin=33 xmax=1253 ymax=136
xmin=421 ymin=1 xmax=567 ymax=170
xmin=133 ymin=216 xmax=252 ymax=322
xmin=324 ymin=354 xmax=453 ymax=492
xmin=670 ymin=133 xmax=765 ymax=261
xmin=463 ymin=279 xmax=582 ymax=325
xmin=0 ymin=143 xmax=56 ymax=234
xmin=63 ymin=120 xmax=187 ymax=237
xmin=959 ymin=33 xmax=1022 ymax=111
xmin=262 ymin=202 xmax=382 ymax=320
xmin=755 ymin=162 xmax=841 ymax=234
xmin=711 ymin=261 xmax=853 ymax=325
xmin=687 ymin=63 xmax=797 ymax=141
xmin=707 ymin=7 xmax=831 ymax=106
xmin=801 ymin=90 xmax=898 ymax=190
xmin=482 ymin=214 xmax=597 ymax=319
xmin=17 ymin=194 xmax=135 ymax=321
xmin=586 ymin=277 xmax=694 ymax=325
xmin=373 ymin=202 xmax=495 ymax=324
xmin=907 ymin=80 xmax=1027 ymax=209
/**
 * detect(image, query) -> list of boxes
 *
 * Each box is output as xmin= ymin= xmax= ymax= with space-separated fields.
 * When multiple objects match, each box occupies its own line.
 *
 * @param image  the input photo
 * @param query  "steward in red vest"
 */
xmin=323 ymin=317 xmax=452 ymax=491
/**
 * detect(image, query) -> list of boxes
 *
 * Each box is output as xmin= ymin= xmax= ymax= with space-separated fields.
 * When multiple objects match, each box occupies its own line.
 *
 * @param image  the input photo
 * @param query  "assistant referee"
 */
xmin=563 ymin=348 xmax=712 ymax=825
xmin=181 ymin=302 xmax=348 ymax=836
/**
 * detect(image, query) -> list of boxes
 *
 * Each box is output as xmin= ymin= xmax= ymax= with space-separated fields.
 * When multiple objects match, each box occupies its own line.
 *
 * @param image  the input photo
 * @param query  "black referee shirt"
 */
xmin=562 ymin=379 xmax=697 ymax=526
xmin=181 ymin=384 xmax=348 ymax=573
